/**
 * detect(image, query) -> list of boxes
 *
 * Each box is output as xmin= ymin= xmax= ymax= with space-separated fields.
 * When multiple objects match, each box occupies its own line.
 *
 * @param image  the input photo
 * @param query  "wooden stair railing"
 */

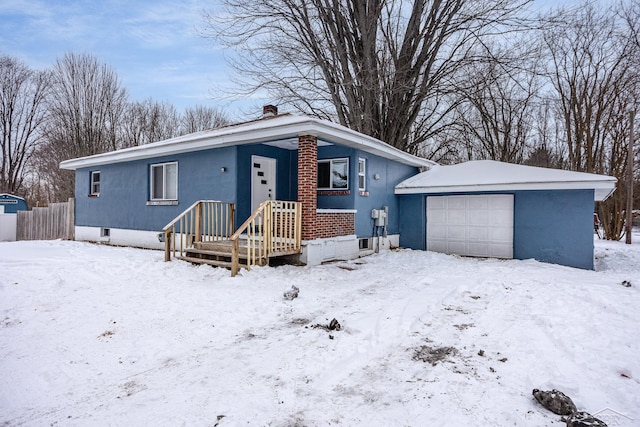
xmin=230 ymin=200 xmax=302 ymax=276
xmin=163 ymin=200 xmax=235 ymax=261
xmin=164 ymin=200 xmax=301 ymax=276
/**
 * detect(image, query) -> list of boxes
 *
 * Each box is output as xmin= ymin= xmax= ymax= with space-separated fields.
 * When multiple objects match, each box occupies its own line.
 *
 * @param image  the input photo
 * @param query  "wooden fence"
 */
xmin=17 ymin=198 xmax=75 ymax=241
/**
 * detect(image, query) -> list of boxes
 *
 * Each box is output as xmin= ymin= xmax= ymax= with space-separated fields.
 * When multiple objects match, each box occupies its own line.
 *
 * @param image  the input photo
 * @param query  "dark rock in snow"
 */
xmin=532 ymin=389 xmax=577 ymax=415
xmin=283 ymin=285 xmax=299 ymax=300
xmin=621 ymin=280 xmax=631 ymax=287
xmin=565 ymin=411 xmax=607 ymax=427
xmin=328 ymin=318 xmax=341 ymax=331
xmin=311 ymin=318 xmax=341 ymax=332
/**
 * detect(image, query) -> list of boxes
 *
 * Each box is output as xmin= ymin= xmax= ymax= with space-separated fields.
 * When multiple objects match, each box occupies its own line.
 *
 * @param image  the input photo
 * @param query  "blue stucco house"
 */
xmin=60 ymin=107 xmax=616 ymax=271
xmin=60 ymin=106 xmax=435 ymax=268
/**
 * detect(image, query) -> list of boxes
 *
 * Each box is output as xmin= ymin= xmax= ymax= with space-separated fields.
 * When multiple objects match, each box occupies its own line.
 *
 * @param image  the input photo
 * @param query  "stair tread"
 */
xmin=177 ymin=255 xmax=244 ymax=269
xmin=185 ymin=247 xmax=248 ymax=258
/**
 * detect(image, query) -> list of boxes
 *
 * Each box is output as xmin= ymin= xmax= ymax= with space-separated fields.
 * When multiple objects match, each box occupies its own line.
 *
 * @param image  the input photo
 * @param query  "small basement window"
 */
xmin=150 ymin=162 xmax=178 ymax=201
xmin=359 ymin=237 xmax=371 ymax=250
xmin=100 ymin=227 xmax=110 ymax=238
xmin=90 ymin=171 xmax=101 ymax=195
xmin=318 ymin=158 xmax=349 ymax=190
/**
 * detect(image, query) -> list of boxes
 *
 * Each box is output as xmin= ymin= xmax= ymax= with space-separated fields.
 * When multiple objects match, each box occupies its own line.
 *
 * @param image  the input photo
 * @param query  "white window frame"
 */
xmin=90 ymin=171 xmax=101 ymax=195
xmin=317 ymin=158 xmax=349 ymax=190
xmin=150 ymin=162 xmax=178 ymax=201
xmin=358 ymin=158 xmax=366 ymax=191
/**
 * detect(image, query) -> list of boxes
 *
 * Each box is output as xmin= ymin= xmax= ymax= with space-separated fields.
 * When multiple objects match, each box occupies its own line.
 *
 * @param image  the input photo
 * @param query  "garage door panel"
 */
xmin=427 ymin=195 xmax=513 ymax=259
xmin=468 ymin=196 xmax=489 ymax=209
xmin=428 ymin=210 xmax=447 ymax=224
xmin=447 ymin=210 xmax=466 ymax=225
xmin=447 ymin=241 xmax=467 ymax=254
xmin=428 ymin=197 xmax=447 ymax=209
xmin=446 ymin=226 xmax=466 ymax=240
xmin=427 ymin=226 xmax=446 ymax=239
xmin=467 ymin=242 xmax=490 ymax=257
xmin=446 ymin=196 xmax=467 ymax=209
xmin=467 ymin=227 xmax=489 ymax=241
xmin=428 ymin=239 xmax=448 ymax=253
xmin=468 ymin=210 xmax=490 ymax=226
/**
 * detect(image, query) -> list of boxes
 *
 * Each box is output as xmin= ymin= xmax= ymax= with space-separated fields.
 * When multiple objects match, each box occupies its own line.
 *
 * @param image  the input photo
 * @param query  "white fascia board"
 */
xmin=59 ymin=122 xmax=304 ymax=170
xmin=395 ymin=180 xmax=617 ymax=201
xmin=303 ymin=119 xmax=436 ymax=168
xmin=59 ymin=116 xmax=435 ymax=170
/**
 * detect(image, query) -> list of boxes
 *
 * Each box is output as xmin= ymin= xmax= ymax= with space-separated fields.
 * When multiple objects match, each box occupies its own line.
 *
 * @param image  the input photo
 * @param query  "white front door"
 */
xmin=251 ymin=155 xmax=276 ymax=212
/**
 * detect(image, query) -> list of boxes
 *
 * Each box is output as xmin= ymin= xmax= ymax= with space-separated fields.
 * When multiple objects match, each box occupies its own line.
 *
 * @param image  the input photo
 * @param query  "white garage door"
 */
xmin=426 ymin=195 xmax=513 ymax=259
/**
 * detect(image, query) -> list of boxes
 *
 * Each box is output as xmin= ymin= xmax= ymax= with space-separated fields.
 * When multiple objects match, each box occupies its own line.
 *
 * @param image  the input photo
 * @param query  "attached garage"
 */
xmin=396 ymin=160 xmax=617 ymax=270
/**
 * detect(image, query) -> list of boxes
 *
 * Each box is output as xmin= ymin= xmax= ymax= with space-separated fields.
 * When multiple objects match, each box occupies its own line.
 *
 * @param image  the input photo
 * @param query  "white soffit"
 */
xmin=395 ymin=160 xmax=617 ymax=201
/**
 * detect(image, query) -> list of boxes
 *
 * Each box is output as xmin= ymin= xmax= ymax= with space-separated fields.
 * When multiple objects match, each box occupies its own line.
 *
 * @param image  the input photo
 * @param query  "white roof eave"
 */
xmin=395 ymin=180 xmax=617 ymax=201
xmin=59 ymin=116 xmax=435 ymax=170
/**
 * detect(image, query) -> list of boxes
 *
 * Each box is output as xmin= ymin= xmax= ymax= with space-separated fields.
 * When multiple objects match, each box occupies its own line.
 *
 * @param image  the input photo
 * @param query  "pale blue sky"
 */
xmin=1 ymin=0 xmax=584 ymax=121
xmin=0 ymin=0 xmax=262 ymax=119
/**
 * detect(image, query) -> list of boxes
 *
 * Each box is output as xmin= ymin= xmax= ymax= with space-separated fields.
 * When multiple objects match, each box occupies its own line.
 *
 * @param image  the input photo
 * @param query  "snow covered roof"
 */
xmin=395 ymin=160 xmax=617 ymax=201
xmin=0 ymin=194 xmax=25 ymax=201
xmin=59 ymin=114 xmax=435 ymax=170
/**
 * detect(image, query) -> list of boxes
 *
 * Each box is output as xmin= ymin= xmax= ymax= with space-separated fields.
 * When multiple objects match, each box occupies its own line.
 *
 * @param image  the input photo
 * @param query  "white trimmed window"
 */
xmin=150 ymin=162 xmax=178 ymax=200
xmin=317 ymin=158 xmax=349 ymax=190
xmin=358 ymin=158 xmax=366 ymax=191
xmin=90 ymin=171 xmax=101 ymax=195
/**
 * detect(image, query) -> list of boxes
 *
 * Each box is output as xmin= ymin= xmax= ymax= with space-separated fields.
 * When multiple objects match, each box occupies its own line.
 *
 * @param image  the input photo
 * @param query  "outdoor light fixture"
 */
xmin=221 ymin=167 xmax=227 ymax=172
xmin=374 ymin=173 xmax=381 ymax=180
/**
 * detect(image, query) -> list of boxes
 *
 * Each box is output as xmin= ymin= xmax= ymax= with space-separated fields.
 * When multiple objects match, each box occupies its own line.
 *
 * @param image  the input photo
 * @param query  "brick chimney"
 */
xmin=263 ymin=104 xmax=278 ymax=117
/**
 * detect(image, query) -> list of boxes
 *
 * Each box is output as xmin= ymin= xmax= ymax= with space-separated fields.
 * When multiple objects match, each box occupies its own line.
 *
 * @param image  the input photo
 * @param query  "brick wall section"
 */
xmin=298 ymin=135 xmax=318 ymax=240
xmin=316 ymin=212 xmax=355 ymax=238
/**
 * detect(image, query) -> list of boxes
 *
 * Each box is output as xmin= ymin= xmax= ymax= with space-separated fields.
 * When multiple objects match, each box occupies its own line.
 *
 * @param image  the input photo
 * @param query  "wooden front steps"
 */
xmin=178 ymin=239 xmax=302 ymax=272
xmin=164 ymin=200 xmax=302 ymax=276
xmin=178 ymin=240 xmax=263 ymax=271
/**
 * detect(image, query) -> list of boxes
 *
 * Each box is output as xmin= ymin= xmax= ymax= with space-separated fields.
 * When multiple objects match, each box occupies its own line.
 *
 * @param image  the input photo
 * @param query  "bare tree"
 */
xmin=204 ymin=0 xmax=532 ymax=154
xmin=622 ymin=0 xmax=640 ymax=216
xmin=120 ymin=99 xmax=180 ymax=148
xmin=450 ymin=40 xmax=541 ymax=163
xmin=524 ymin=99 xmax=566 ymax=169
xmin=181 ymin=105 xmax=230 ymax=134
xmin=38 ymin=53 xmax=127 ymax=200
xmin=543 ymin=2 xmax=639 ymax=239
xmin=599 ymin=105 xmax=634 ymax=240
xmin=0 ymin=55 xmax=50 ymax=195
xmin=543 ymin=3 xmax=635 ymax=174
xmin=622 ymin=0 xmax=640 ymax=51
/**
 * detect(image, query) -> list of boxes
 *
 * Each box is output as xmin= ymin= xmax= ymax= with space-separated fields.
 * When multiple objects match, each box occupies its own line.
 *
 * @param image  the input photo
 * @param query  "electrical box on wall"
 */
xmin=371 ymin=209 xmax=387 ymax=227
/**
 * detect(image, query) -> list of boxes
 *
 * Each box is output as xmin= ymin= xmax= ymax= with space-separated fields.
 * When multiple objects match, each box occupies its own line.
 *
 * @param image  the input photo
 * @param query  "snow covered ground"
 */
xmin=1 ymin=234 xmax=639 ymax=426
